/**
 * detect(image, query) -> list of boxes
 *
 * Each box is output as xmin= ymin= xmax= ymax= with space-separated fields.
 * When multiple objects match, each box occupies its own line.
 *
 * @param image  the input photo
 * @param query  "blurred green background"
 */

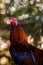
xmin=0 ymin=0 xmax=43 ymax=65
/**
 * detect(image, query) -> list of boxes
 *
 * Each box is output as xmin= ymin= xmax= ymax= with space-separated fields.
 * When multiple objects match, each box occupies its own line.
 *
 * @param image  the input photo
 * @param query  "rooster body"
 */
xmin=7 ymin=18 xmax=43 ymax=65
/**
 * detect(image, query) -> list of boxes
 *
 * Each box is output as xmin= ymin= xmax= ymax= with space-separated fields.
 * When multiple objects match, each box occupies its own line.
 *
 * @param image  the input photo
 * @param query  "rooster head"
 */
xmin=7 ymin=17 xmax=18 ymax=26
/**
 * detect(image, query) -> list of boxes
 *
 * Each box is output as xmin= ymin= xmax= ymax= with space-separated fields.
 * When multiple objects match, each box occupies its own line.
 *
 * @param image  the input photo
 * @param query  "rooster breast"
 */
xmin=10 ymin=46 xmax=36 ymax=65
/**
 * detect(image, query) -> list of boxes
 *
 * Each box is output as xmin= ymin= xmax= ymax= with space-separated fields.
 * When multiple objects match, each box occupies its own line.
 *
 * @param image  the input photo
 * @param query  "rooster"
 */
xmin=7 ymin=17 xmax=43 ymax=65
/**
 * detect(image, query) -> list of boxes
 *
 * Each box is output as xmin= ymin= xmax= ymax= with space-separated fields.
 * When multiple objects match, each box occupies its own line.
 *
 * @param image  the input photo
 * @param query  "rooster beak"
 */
xmin=6 ymin=19 xmax=10 ymax=24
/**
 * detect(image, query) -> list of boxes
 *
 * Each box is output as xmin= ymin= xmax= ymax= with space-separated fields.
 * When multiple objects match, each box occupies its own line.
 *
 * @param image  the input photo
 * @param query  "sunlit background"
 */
xmin=0 ymin=0 xmax=43 ymax=65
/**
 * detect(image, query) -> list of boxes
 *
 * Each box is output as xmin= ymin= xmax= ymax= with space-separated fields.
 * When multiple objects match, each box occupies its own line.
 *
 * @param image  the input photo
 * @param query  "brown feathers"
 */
xmin=10 ymin=24 xmax=27 ymax=46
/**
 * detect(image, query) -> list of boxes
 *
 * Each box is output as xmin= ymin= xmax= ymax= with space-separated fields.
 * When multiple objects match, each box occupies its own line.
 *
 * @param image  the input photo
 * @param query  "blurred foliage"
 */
xmin=0 ymin=0 xmax=43 ymax=65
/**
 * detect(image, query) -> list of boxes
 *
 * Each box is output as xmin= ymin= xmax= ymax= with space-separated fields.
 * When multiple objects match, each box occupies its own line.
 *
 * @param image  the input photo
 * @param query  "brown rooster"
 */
xmin=7 ymin=17 xmax=43 ymax=65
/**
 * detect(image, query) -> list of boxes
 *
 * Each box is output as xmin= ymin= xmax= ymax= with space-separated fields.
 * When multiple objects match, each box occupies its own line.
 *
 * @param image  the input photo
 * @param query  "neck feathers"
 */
xmin=10 ymin=24 xmax=27 ymax=46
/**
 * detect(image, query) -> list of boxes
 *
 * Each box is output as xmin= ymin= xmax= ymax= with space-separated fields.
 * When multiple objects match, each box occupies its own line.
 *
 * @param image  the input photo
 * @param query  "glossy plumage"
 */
xmin=9 ymin=18 xmax=43 ymax=65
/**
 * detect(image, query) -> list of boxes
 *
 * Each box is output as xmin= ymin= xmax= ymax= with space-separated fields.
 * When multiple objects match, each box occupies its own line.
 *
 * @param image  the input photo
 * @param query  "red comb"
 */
xmin=9 ymin=17 xmax=18 ymax=26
